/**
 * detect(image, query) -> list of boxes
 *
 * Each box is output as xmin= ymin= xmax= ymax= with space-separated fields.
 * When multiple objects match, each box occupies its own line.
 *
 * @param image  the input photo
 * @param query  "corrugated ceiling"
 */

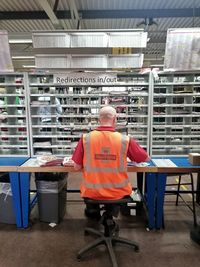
xmin=0 ymin=0 xmax=40 ymax=11
xmin=0 ymin=0 xmax=199 ymax=69
xmin=0 ymin=0 xmax=199 ymax=11
xmin=0 ymin=20 xmax=55 ymax=31
xmin=75 ymin=0 xmax=199 ymax=9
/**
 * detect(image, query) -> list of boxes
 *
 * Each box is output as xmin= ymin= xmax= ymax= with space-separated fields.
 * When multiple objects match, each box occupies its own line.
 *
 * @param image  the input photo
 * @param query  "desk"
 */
xmin=153 ymin=157 xmax=200 ymax=229
xmin=18 ymin=157 xmax=200 ymax=229
xmin=18 ymin=158 xmax=158 ymax=229
xmin=0 ymin=157 xmax=29 ymax=228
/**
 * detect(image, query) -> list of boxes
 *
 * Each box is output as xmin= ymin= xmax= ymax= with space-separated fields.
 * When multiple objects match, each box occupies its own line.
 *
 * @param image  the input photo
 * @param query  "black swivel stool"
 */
xmin=77 ymin=197 xmax=139 ymax=267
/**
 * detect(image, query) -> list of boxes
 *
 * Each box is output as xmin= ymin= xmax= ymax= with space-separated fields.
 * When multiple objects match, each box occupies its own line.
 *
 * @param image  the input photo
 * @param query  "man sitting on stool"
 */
xmin=68 ymin=105 xmax=149 ymax=219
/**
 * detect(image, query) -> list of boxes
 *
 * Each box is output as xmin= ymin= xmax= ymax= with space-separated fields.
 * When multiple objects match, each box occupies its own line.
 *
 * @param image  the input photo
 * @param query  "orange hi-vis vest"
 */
xmin=81 ymin=130 xmax=132 ymax=200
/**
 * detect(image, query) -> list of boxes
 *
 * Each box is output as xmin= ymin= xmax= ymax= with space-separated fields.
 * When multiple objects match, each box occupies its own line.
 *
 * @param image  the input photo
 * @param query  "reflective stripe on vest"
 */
xmin=84 ymin=132 xmax=128 ymax=173
xmin=82 ymin=179 xmax=130 ymax=189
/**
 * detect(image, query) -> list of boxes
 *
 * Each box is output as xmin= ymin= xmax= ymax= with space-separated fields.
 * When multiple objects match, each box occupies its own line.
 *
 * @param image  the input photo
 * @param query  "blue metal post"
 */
xmin=19 ymin=172 xmax=30 ymax=228
xmin=156 ymin=173 xmax=167 ymax=229
xmin=145 ymin=172 xmax=156 ymax=229
xmin=9 ymin=172 xmax=22 ymax=228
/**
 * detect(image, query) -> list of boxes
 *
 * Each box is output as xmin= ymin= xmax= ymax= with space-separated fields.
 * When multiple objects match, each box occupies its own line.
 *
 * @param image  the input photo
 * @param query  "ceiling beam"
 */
xmin=68 ymin=0 xmax=80 ymax=29
xmin=53 ymin=0 xmax=59 ymax=12
xmin=0 ymin=8 xmax=200 ymax=20
xmin=68 ymin=0 xmax=79 ymax=21
xmin=36 ymin=0 xmax=59 ymax=24
xmin=36 ymin=0 xmax=63 ymax=29
xmin=79 ymin=9 xmax=200 ymax=19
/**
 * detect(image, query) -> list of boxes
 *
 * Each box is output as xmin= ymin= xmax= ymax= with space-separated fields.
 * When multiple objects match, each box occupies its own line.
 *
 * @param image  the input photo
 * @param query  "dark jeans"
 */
xmin=85 ymin=202 xmax=120 ymax=218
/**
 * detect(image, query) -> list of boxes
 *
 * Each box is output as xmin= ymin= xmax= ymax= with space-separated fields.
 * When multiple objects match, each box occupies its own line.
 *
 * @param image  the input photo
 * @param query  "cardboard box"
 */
xmin=189 ymin=153 xmax=200 ymax=166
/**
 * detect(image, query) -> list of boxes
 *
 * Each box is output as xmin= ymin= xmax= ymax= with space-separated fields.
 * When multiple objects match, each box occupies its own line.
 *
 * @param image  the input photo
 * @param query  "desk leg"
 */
xmin=19 ymin=172 xmax=30 ymax=228
xmin=156 ymin=173 xmax=167 ymax=229
xmin=9 ymin=172 xmax=22 ymax=228
xmin=196 ymin=172 xmax=200 ymax=205
xmin=137 ymin=172 xmax=143 ymax=194
xmin=145 ymin=173 xmax=156 ymax=230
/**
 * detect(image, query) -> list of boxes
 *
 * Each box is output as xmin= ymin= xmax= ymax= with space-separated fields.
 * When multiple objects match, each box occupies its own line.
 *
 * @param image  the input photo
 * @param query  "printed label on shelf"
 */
xmin=112 ymin=47 xmax=132 ymax=54
xmin=53 ymin=72 xmax=117 ymax=85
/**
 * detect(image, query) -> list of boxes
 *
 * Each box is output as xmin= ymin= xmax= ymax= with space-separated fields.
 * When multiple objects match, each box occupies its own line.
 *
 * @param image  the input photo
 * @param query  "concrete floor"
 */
xmin=0 ymin=173 xmax=200 ymax=267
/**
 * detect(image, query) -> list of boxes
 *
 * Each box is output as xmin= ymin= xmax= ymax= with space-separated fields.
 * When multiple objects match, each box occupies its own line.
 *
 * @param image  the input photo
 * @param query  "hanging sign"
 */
xmin=53 ymin=72 xmax=118 ymax=85
xmin=0 ymin=31 xmax=13 ymax=72
xmin=164 ymin=28 xmax=200 ymax=71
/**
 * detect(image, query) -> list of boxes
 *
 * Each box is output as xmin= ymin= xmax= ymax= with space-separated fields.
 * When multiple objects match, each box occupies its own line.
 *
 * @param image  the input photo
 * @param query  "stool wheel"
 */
xmin=84 ymin=229 xmax=89 ymax=236
xmin=77 ymin=255 xmax=82 ymax=261
xmin=135 ymin=246 xmax=139 ymax=252
xmin=112 ymin=224 xmax=119 ymax=237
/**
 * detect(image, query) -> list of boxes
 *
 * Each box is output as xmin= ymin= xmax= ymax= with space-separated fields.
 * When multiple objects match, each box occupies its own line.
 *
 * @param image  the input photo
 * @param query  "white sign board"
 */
xmin=164 ymin=28 xmax=200 ymax=71
xmin=0 ymin=31 xmax=13 ymax=72
xmin=53 ymin=72 xmax=118 ymax=85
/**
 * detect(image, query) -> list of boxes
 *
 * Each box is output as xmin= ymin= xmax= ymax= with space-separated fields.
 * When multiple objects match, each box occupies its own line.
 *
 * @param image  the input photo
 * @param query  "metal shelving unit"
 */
xmin=152 ymin=72 xmax=200 ymax=156
xmin=27 ymin=73 xmax=150 ymax=156
xmin=0 ymin=71 xmax=198 ymax=158
xmin=0 ymin=73 xmax=30 ymax=156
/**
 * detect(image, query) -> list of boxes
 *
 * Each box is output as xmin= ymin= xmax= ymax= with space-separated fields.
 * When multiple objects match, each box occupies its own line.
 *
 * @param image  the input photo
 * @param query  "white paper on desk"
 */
xmin=152 ymin=159 xmax=177 ymax=167
xmin=21 ymin=158 xmax=39 ymax=167
xmin=127 ymin=161 xmax=150 ymax=167
xmin=62 ymin=157 xmax=74 ymax=166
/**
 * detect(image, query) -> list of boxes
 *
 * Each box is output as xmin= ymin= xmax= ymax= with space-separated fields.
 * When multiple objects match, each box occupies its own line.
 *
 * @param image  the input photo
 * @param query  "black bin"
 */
xmin=35 ymin=173 xmax=67 ymax=224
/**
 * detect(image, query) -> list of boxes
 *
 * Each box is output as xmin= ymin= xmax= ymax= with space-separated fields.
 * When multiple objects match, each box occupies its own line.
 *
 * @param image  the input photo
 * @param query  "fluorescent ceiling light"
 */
xmin=22 ymin=65 xmax=36 ymax=68
xmin=9 ymin=39 xmax=32 ymax=44
xmin=72 ymin=32 xmax=106 ymax=35
xmin=150 ymin=64 xmax=164 ymax=67
xmin=144 ymin=58 xmax=163 ymax=61
xmin=109 ymin=32 xmax=143 ymax=35
xmin=12 ymin=56 xmax=35 ymax=59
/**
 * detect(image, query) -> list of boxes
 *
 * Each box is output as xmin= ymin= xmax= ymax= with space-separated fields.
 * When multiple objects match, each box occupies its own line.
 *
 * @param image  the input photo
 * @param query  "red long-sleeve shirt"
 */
xmin=72 ymin=126 xmax=148 ymax=167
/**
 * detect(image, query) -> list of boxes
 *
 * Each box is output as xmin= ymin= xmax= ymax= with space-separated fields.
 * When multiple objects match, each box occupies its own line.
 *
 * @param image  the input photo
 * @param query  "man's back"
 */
xmin=69 ymin=106 xmax=149 ymax=201
xmin=81 ymin=130 xmax=132 ymax=200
